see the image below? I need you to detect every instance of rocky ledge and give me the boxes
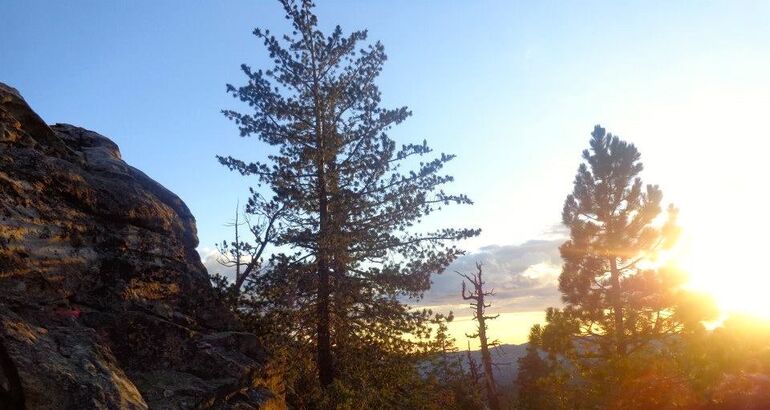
[0,82,284,409]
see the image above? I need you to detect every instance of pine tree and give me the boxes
[538,125,714,405]
[432,312,458,370]
[515,325,553,410]
[218,0,478,394]
[459,262,501,410]
[420,313,485,410]
[553,125,685,357]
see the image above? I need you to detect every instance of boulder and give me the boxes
[0,82,284,409]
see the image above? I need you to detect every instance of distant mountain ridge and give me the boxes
[444,343,529,387]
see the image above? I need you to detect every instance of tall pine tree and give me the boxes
[556,125,682,357]
[535,125,715,406]
[218,0,478,394]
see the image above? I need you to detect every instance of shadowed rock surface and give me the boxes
[0,82,284,409]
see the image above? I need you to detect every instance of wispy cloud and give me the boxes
[419,238,566,316]
[200,235,568,321]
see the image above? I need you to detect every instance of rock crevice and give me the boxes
[0,337,25,410]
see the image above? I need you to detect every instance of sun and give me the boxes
[674,200,770,321]
[620,80,770,322]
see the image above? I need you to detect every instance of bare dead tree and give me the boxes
[459,262,501,410]
[216,196,283,295]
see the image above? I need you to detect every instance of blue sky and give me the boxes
[3,1,769,343]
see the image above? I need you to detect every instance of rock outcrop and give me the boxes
[0,82,284,409]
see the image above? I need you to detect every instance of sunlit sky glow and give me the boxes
[2,1,769,345]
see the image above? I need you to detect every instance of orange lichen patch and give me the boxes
[123,279,180,301]
[105,358,147,407]
[1,319,42,344]
[0,225,26,242]
[0,128,15,142]
[32,256,88,269]
[0,110,23,139]
[0,171,31,194]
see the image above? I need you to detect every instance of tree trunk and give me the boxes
[609,257,626,356]
[477,298,500,410]
[315,86,335,388]
[316,170,334,387]
[316,253,334,387]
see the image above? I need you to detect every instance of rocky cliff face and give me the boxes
[0,83,284,409]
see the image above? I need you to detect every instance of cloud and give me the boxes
[199,234,569,318]
[199,246,238,281]
[418,239,566,315]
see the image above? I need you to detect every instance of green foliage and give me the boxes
[515,326,552,410]
[556,125,693,358]
[412,313,485,410]
[519,126,723,409]
[217,0,478,405]
[688,315,770,407]
[217,254,466,408]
